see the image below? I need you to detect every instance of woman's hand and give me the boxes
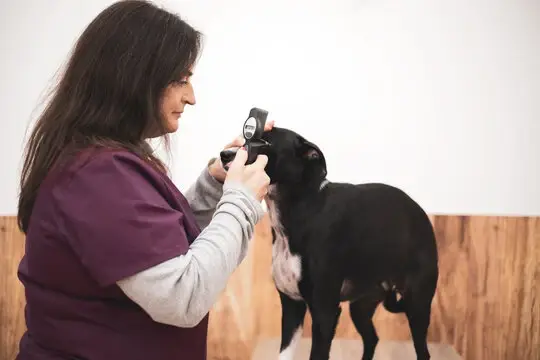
[225,149,270,201]
[208,120,275,182]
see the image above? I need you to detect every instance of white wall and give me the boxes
[1,0,539,216]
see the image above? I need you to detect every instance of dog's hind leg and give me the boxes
[349,297,380,360]
[403,269,438,360]
[278,291,307,360]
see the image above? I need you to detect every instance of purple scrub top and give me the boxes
[16,147,208,359]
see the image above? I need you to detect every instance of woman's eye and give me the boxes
[172,79,188,86]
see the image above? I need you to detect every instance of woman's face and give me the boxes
[160,71,196,134]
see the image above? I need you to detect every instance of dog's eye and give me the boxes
[306,149,320,159]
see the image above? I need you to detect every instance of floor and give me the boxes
[252,338,462,360]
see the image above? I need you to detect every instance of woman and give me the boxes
[15,1,271,359]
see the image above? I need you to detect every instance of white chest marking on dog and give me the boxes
[279,325,303,360]
[266,186,303,301]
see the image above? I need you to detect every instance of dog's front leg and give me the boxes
[278,290,307,360]
[307,292,341,360]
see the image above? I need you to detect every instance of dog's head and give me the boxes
[220,127,327,186]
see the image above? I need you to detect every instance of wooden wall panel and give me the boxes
[0,217,26,360]
[206,220,265,360]
[1,215,539,360]
[250,215,540,360]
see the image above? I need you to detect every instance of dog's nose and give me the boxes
[219,147,240,170]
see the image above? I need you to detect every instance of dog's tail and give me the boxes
[382,288,406,313]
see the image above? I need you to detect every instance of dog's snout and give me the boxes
[219,147,240,169]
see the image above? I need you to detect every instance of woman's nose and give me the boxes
[182,85,196,105]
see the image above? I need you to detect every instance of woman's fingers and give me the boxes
[228,148,248,170]
[249,154,268,170]
[264,120,275,132]
[224,136,245,150]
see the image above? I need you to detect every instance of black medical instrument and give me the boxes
[220,107,271,171]
[242,107,270,165]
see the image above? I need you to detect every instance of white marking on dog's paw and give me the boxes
[279,326,303,360]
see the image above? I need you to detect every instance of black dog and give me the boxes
[220,127,439,360]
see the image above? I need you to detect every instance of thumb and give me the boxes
[229,147,248,170]
[249,154,268,169]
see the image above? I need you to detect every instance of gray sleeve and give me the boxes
[116,180,264,328]
[183,162,224,230]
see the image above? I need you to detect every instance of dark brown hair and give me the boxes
[17,0,202,233]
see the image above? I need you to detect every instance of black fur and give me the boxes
[220,126,439,360]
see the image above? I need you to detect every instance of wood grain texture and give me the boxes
[252,338,463,360]
[0,217,26,360]
[250,215,540,360]
[205,220,264,360]
[1,215,539,360]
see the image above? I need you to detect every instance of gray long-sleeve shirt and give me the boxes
[117,166,264,328]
